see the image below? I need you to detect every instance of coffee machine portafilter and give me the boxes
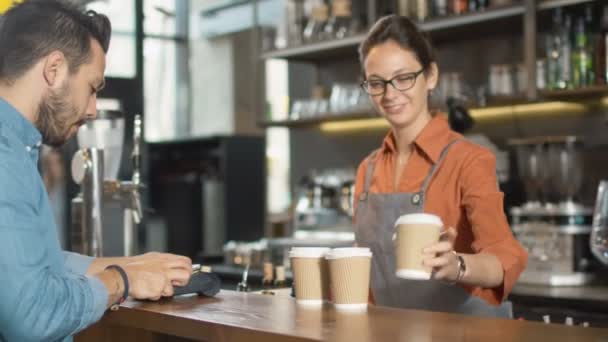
[71,112,144,257]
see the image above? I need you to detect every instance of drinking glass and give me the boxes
[590,180,608,265]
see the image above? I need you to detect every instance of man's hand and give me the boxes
[129,252,192,287]
[95,252,193,305]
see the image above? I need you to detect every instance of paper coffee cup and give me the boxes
[325,247,372,312]
[289,247,331,306]
[394,213,443,280]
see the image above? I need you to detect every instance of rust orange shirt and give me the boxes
[354,115,528,306]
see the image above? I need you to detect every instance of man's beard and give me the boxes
[35,81,81,147]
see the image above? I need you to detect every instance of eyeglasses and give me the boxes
[360,68,425,96]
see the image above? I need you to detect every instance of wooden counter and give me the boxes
[77,290,608,342]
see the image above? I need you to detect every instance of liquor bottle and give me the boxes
[545,34,561,90]
[325,0,353,39]
[398,0,412,17]
[572,17,592,88]
[273,265,288,288]
[558,14,572,89]
[262,262,274,289]
[431,0,448,17]
[595,5,608,85]
[451,0,467,15]
[410,0,429,22]
[546,8,562,90]
[303,0,329,43]
[584,4,596,83]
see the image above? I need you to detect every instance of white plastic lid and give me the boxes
[325,247,372,260]
[394,213,443,227]
[289,247,331,258]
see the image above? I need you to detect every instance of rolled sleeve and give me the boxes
[87,276,110,322]
[63,251,95,275]
[461,151,528,303]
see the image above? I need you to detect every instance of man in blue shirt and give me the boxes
[0,1,192,341]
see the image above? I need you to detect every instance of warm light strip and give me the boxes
[319,118,389,132]
[320,102,588,133]
[470,101,587,119]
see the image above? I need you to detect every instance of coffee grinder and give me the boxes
[509,136,596,286]
[70,111,143,257]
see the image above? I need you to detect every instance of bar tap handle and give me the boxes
[131,189,142,224]
[132,114,142,186]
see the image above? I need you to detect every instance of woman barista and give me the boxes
[353,15,528,318]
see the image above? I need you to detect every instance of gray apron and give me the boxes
[354,140,512,318]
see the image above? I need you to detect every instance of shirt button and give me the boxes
[25,146,32,152]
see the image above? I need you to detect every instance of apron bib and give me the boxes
[354,140,512,318]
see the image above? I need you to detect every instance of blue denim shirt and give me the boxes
[0,98,107,341]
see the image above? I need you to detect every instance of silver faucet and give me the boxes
[71,114,144,257]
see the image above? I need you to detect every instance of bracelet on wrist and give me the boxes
[105,264,129,311]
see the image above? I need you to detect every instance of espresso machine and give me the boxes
[509,136,596,286]
[293,169,355,238]
[70,111,143,257]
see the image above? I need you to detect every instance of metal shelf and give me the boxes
[537,0,597,11]
[260,112,377,128]
[261,34,366,61]
[539,85,608,100]
[261,5,526,61]
[200,0,250,17]
[420,4,525,31]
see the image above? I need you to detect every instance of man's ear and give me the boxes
[42,51,68,87]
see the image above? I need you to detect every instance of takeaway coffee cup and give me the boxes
[325,247,372,312]
[289,247,331,306]
[394,213,443,280]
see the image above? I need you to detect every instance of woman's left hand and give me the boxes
[421,227,460,283]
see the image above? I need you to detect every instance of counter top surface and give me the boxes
[512,282,608,303]
[100,290,608,342]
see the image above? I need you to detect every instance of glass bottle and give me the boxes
[584,4,596,83]
[273,265,288,288]
[325,0,353,40]
[398,0,412,17]
[595,5,608,85]
[262,262,274,289]
[572,18,592,88]
[413,0,429,22]
[545,34,561,90]
[303,0,329,43]
[432,0,448,17]
[557,14,572,89]
[591,180,608,266]
[451,0,467,15]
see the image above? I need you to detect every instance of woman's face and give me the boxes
[363,40,438,129]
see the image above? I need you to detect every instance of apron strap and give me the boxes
[360,149,381,201]
[418,139,463,201]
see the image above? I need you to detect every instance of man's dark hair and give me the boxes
[0,0,111,83]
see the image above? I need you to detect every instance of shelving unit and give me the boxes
[261,111,375,128]
[420,4,525,31]
[537,0,596,11]
[261,4,526,62]
[259,0,603,128]
[540,85,608,100]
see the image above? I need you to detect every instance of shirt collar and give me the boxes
[0,97,42,150]
[380,114,458,163]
